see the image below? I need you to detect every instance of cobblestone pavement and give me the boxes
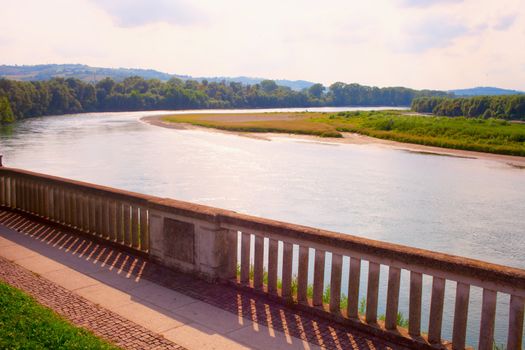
[0,256,186,350]
[0,209,407,350]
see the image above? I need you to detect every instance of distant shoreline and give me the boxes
[141,115,525,168]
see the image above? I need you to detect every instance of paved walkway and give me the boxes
[0,209,405,350]
[0,257,185,350]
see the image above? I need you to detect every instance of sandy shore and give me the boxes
[141,115,525,168]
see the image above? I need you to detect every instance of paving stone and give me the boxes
[0,209,406,350]
[162,324,250,350]
[0,257,185,350]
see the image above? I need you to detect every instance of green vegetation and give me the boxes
[163,112,343,138]
[237,265,409,328]
[0,281,119,349]
[0,76,449,122]
[0,96,14,123]
[330,111,525,156]
[411,95,525,120]
[163,110,525,156]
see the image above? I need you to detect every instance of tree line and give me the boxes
[411,95,525,120]
[0,76,450,122]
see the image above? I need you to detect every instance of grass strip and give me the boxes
[0,281,120,349]
[162,110,525,156]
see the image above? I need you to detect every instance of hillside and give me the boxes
[450,86,524,96]
[0,64,315,91]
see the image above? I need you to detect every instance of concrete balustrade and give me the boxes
[1,167,524,350]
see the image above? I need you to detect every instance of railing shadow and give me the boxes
[0,209,400,350]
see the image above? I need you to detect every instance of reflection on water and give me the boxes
[1,108,524,346]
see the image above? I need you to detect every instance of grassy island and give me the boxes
[0,282,119,349]
[162,110,525,156]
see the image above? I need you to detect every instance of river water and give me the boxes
[1,108,524,347]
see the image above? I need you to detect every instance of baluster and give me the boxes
[71,191,78,228]
[60,188,66,224]
[10,178,16,209]
[478,289,497,350]
[452,282,470,350]
[62,189,69,223]
[19,179,23,210]
[385,266,401,330]
[116,202,124,243]
[281,242,293,300]
[30,181,35,214]
[48,186,53,219]
[123,203,131,245]
[67,190,73,224]
[41,184,46,217]
[37,183,43,216]
[12,178,18,210]
[82,193,90,232]
[75,192,83,229]
[97,197,103,235]
[66,189,72,226]
[240,232,250,284]
[0,176,4,207]
[253,235,264,289]
[25,180,31,213]
[28,181,33,213]
[297,245,309,303]
[34,181,38,214]
[226,229,237,279]
[267,238,278,294]
[5,177,11,207]
[131,206,139,248]
[507,295,524,350]
[0,176,4,206]
[102,199,109,238]
[409,271,423,336]
[139,207,148,250]
[89,195,97,234]
[25,180,30,213]
[18,179,26,212]
[54,188,60,222]
[3,176,8,207]
[33,181,38,214]
[347,257,361,319]
[43,185,50,218]
[428,277,446,344]
[313,249,325,307]
[366,262,380,323]
[108,201,117,241]
[28,181,34,213]
[329,253,343,314]
[16,178,23,211]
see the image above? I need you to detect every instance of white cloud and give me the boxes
[91,0,204,27]
[493,14,517,31]
[0,0,523,90]
[397,17,469,52]
[397,0,463,8]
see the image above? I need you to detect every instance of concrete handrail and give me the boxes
[0,166,523,350]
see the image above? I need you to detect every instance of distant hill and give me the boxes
[0,64,177,82]
[0,64,315,91]
[450,86,524,96]
[194,76,315,90]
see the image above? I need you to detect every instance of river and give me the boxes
[1,108,524,347]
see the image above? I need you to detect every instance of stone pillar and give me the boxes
[148,209,237,282]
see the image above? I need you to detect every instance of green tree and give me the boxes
[308,83,325,99]
[0,96,15,123]
[260,80,278,93]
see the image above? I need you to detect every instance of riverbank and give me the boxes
[142,114,525,168]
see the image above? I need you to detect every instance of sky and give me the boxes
[0,0,524,90]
